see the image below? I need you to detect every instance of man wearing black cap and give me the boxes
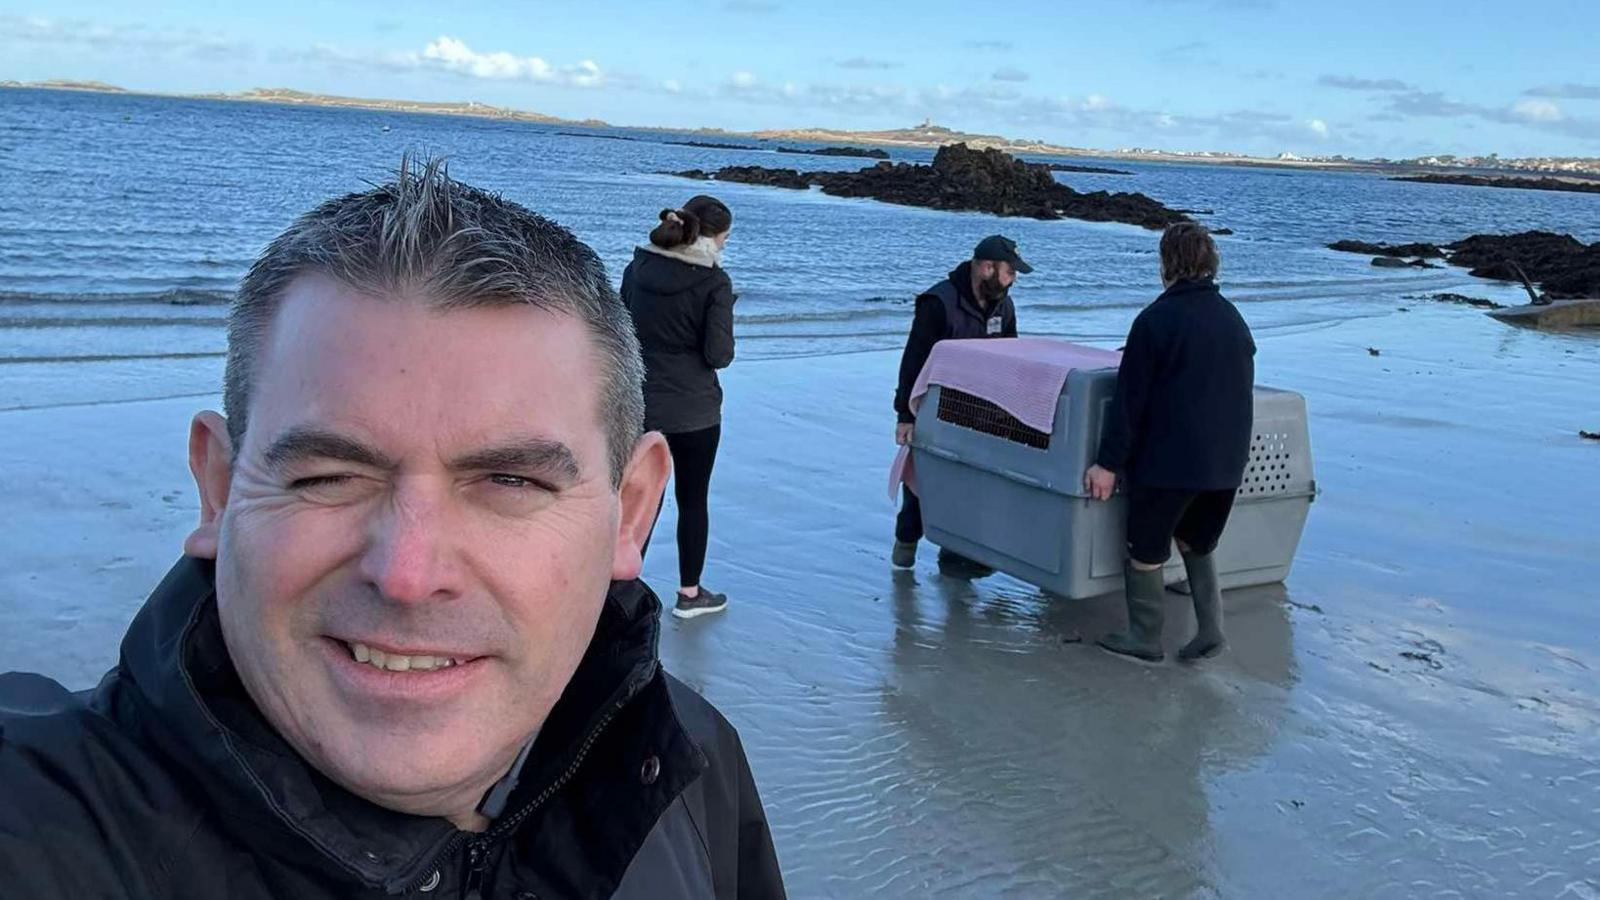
[891,234,1030,571]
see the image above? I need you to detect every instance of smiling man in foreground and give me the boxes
[0,158,785,898]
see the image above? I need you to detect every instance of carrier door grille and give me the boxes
[935,388,1051,449]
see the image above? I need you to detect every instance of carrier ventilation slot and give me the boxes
[1242,431,1295,495]
[935,388,1051,449]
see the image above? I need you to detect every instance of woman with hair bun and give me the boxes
[620,195,738,620]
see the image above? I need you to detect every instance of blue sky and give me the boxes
[4,0,1599,159]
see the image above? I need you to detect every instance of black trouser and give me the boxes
[895,486,923,543]
[643,424,721,587]
[1125,485,1238,566]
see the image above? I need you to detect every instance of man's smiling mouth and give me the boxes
[341,640,467,672]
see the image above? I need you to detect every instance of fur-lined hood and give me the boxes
[637,235,723,269]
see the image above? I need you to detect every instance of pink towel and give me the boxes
[889,338,1123,501]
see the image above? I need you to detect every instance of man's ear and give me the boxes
[184,411,233,560]
[611,432,672,581]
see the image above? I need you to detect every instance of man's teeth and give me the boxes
[347,642,461,672]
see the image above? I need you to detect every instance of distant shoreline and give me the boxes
[7,79,1600,181]
[1392,173,1600,195]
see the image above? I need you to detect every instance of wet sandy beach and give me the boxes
[2,301,1597,897]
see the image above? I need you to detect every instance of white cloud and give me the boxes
[1308,118,1329,137]
[1511,98,1562,123]
[421,36,547,80]
[409,35,605,87]
[729,70,759,90]
[1524,83,1600,100]
[1385,89,1600,139]
[1318,75,1413,92]
[1,14,249,60]
[992,67,1030,83]
[662,79,683,94]
[569,59,603,88]
[837,57,900,71]
[1045,95,1114,114]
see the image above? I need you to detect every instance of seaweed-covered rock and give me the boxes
[670,166,812,190]
[1332,230,1600,299]
[777,146,889,159]
[811,144,1187,229]
[667,144,1191,229]
[1446,231,1600,299]
[1047,162,1133,175]
[1394,174,1600,195]
[1328,240,1445,259]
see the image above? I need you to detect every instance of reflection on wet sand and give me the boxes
[873,572,1294,896]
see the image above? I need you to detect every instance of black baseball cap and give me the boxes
[973,234,1033,274]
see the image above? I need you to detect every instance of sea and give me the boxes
[2,85,1597,410]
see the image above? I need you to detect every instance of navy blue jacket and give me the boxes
[1096,279,1256,490]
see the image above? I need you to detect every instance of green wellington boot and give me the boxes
[891,540,917,568]
[1097,561,1167,663]
[1177,550,1227,661]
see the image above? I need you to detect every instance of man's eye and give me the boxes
[289,474,351,490]
[488,474,549,491]
[286,473,380,505]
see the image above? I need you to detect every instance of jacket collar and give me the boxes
[638,235,722,269]
[948,260,1005,319]
[1158,277,1217,300]
[117,557,698,892]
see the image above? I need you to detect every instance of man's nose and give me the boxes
[357,482,461,605]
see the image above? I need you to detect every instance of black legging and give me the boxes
[643,425,721,588]
[895,485,923,543]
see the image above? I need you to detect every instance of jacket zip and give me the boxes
[461,840,487,900]
[402,669,645,895]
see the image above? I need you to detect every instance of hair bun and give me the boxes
[649,207,702,249]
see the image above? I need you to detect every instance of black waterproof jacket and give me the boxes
[894,261,1019,424]
[620,242,737,435]
[0,557,785,899]
[1096,278,1257,490]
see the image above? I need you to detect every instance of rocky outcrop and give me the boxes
[1328,240,1445,259]
[666,140,758,150]
[1394,174,1600,195]
[776,146,889,159]
[1047,162,1133,175]
[1331,230,1600,299]
[667,144,1190,229]
[1408,293,1505,309]
[669,166,813,189]
[1445,232,1600,298]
